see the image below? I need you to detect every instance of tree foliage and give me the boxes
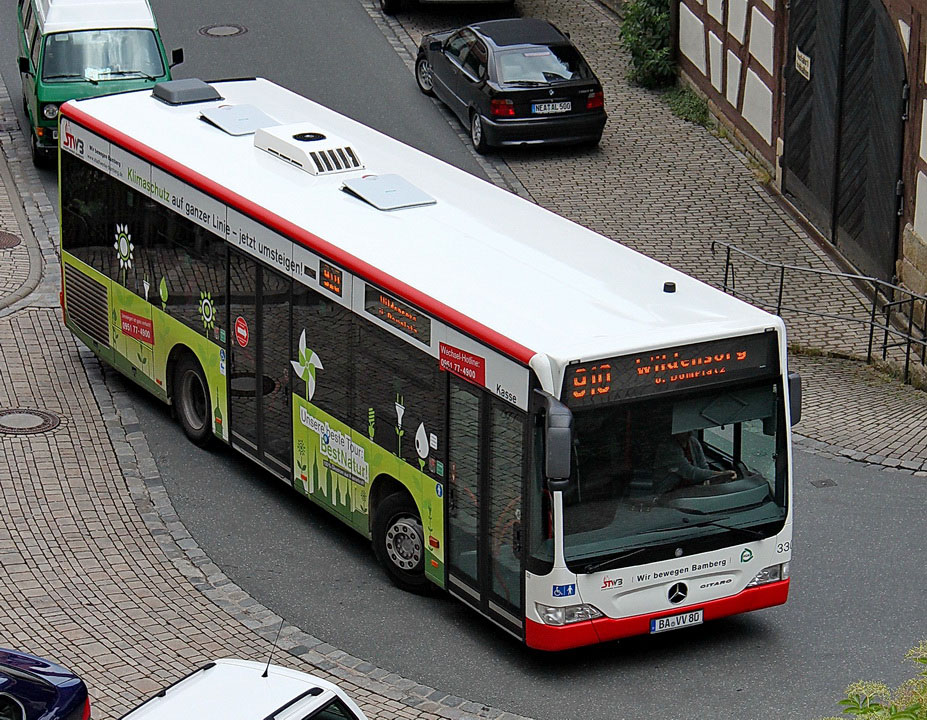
[620,0,676,88]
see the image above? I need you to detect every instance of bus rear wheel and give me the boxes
[373,493,429,593]
[174,354,212,447]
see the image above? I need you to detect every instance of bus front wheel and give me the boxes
[373,493,429,593]
[174,354,212,447]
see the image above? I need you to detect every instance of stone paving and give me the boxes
[1,2,926,720]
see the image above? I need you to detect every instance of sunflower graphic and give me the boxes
[113,224,133,285]
[199,290,215,333]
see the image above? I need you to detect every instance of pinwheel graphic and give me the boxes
[291,329,323,401]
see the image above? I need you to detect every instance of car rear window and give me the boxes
[495,45,593,84]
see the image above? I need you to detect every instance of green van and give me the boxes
[16,0,182,166]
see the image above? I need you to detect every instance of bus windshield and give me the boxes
[562,380,787,572]
[42,29,164,82]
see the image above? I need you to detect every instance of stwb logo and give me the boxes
[61,122,84,155]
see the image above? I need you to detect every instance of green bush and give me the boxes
[664,85,709,126]
[620,0,676,88]
[822,642,927,720]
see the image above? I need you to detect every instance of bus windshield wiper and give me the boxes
[583,548,646,575]
[691,519,765,540]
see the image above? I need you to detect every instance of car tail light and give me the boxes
[490,99,515,117]
[81,696,91,720]
[586,91,604,110]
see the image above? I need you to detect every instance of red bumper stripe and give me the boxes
[526,579,790,651]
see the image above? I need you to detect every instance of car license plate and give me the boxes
[650,609,703,634]
[532,101,571,114]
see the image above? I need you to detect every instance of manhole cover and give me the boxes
[0,408,60,435]
[198,24,247,38]
[809,478,837,488]
[0,231,21,250]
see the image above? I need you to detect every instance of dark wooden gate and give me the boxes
[782,0,906,281]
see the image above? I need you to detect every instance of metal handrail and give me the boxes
[711,241,927,384]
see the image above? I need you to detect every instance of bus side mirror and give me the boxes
[788,371,801,426]
[535,390,573,490]
[170,48,184,68]
[18,57,31,75]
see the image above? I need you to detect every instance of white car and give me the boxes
[122,659,369,720]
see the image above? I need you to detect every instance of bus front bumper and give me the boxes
[525,578,790,651]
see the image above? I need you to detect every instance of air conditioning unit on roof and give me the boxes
[255,123,363,175]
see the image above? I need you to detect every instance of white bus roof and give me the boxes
[62,78,782,373]
[36,0,157,34]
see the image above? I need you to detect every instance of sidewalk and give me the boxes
[1,2,926,720]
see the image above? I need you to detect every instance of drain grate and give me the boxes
[198,24,247,38]
[0,231,22,249]
[0,409,61,435]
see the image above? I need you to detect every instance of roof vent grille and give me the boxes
[255,123,363,175]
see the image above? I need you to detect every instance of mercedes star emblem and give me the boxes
[668,582,688,604]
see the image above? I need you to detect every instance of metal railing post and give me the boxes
[776,266,785,316]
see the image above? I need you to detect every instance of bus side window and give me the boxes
[352,318,444,470]
[291,283,352,420]
[488,400,526,607]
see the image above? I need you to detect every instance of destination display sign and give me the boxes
[563,332,777,407]
[364,284,431,345]
[320,260,343,297]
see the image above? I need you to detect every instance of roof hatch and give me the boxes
[254,123,363,175]
[200,104,279,136]
[341,174,436,211]
[153,78,222,106]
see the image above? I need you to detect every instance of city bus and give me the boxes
[58,77,799,651]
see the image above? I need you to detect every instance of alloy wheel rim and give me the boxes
[417,60,433,91]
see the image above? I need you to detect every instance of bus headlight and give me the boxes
[535,602,603,626]
[746,562,790,587]
[42,103,59,120]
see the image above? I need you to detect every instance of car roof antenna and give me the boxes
[262,618,286,678]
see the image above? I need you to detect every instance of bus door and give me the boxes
[228,249,292,479]
[446,378,526,637]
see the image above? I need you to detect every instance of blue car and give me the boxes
[0,649,89,720]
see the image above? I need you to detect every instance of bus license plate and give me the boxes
[532,101,571,114]
[650,610,703,634]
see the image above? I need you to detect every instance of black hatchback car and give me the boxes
[415,18,607,153]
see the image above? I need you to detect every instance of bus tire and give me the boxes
[373,492,429,593]
[174,354,213,447]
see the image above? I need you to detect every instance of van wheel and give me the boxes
[379,0,401,14]
[373,493,429,593]
[174,354,213,447]
[30,133,51,168]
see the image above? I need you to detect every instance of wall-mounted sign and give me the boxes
[795,47,811,81]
